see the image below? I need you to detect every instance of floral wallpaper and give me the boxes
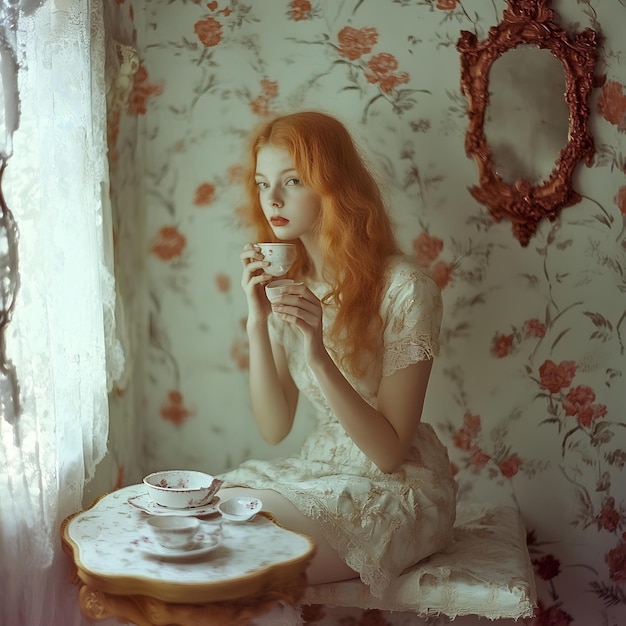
[102,1,626,625]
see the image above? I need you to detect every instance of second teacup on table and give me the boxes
[147,516,203,549]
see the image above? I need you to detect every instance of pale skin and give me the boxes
[220,144,434,585]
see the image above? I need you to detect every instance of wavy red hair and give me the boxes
[241,111,400,376]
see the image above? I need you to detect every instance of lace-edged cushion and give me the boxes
[302,503,537,620]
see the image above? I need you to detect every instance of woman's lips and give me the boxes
[270,216,289,226]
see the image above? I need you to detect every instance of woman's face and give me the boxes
[254,144,321,241]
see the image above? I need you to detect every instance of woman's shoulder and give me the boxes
[383,254,438,293]
[380,255,443,347]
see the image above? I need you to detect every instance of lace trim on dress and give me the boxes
[221,468,455,599]
[382,334,439,377]
[223,478,402,596]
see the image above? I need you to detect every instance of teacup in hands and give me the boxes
[146,516,203,549]
[265,279,303,303]
[256,243,297,277]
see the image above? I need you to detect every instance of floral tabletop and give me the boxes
[62,484,315,603]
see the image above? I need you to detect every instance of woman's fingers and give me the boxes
[241,245,271,284]
[271,288,322,328]
[241,245,262,267]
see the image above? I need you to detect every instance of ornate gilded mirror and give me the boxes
[457,0,598,246]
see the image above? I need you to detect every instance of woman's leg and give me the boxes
[218,487,358,585]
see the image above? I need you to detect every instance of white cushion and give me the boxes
[302,503,537,620]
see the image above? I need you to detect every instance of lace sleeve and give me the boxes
[382,266,443,377]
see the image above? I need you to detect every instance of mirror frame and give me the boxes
[457,0,598,246]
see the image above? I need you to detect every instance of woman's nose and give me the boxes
[269,190,283,208]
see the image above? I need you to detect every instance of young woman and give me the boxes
[218,111,457,597]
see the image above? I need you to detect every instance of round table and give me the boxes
[61,484,316,626]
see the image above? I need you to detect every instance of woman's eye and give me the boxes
[285,178,300,186]
[256,181,268,190]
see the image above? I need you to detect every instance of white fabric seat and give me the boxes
[302,503,537,621]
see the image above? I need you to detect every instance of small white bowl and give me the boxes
[217,497,263,522]
[143,470,223,510]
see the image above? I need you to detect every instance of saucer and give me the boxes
[136,533,221,560]
[128,493,219,517]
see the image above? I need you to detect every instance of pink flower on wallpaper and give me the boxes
[227,164,245,183]
[250,99,269,116]
[563,385,607,428]
[470,448,491,470]
[260,79,279,98]
[452,429,473,451]
[194,182,216,206]
[615,186,626,215]
[532,600,573,626]
[605,537,626,585]
[160,390,195,426]
[364,53,409,94]
[492,333,514,358]
[431,260,454,290]
[525,318,546,338]
[150,226,187,261]
[289,0,312,21]
[464,413,481,434]
[107,110,122,166]
[597,80,626,130]
[452,413,481,450]
[532,554,561,580]
[215,273,231,294]
[336,26,378,61]
[194,16,223,47]
[128,66,164,116]
[538,360,577,394]
[598,498,620,533]
[436,0,458,9]
[412,232,443,266]
[250,79,279,116]
[498,453,521,478]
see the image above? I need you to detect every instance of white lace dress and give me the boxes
[219,255,458,598]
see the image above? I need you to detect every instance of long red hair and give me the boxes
[242,111,401,376]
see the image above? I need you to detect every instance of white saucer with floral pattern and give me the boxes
[128,493,219,517]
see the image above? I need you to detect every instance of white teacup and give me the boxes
[256,243,297,277]
[265,279,303,303]
[146,516,202,549]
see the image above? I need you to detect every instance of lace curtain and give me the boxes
[0,0,123,624]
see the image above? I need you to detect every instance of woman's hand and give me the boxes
[240,244,273,325]
[270,284,326,364]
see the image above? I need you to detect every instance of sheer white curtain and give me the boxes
[0,1,123,625]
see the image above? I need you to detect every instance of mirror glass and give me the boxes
[484,45,570,186]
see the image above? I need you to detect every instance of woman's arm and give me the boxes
[240,243,299,445]
[309,351,432,473]
[246,320,299,444]
[272,283,433,473]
